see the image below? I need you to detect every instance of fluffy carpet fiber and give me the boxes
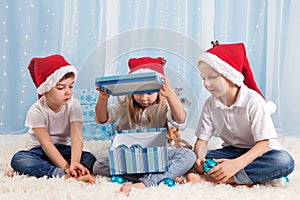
[0,133,299,200]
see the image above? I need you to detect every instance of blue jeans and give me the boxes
[93,148,196,187]
[206,146,295,184]
[10,144,97,178]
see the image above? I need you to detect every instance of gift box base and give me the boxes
[108,128,168,175]
[108,146,169,175]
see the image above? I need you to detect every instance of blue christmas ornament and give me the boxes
[116,144,129,150]
[203,159,217,173]
[277,176,289,187]
[110,175,125,184]
[130,144,143,149]
[280,176,289,183]
[162,178,175,187]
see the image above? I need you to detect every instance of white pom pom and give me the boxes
[267,101,277,115]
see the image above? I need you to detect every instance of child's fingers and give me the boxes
[82,168,90,175]
[96,87,109,96]
[74,164,90,176]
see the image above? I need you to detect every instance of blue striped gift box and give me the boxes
[95,72,163,96]
[108,128,169,175]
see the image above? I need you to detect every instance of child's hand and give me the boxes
[96,87,110,99]
[160,77,175,98]
[69,162,90,178]
[206,158,239,183]
[193,158,205,174]
[64,168,72,178]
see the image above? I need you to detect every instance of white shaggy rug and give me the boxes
[1,133,299,200]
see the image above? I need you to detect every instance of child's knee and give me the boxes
[182,148,197,164]
[278,151,295,173]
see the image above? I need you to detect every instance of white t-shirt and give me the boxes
[25,96,82,149]
[195,85,282,149]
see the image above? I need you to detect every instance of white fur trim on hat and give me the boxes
[197,52,244,86]
[37,65,77,95]
[130,68,163,77]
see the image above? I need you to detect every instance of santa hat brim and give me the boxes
[198,52,277,115]
[37,65,77,95]
[129,68,163,77]
[197,52,244,86]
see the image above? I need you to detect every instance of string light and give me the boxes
[248,1,266,53]
[0,3,9,128]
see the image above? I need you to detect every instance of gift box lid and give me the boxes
[95,72,163,96]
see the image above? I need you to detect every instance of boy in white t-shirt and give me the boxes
[186,41,295,186]
[7,55,96,183]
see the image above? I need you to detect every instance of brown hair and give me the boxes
[59,72,75,82]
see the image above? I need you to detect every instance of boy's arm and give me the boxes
[193,138,208,173]
[234,139,270,168]
[69,121,90,176]
[95,88,109,123]
[209,139,270,183]
[160,77,186,123]
[33,128,69,170]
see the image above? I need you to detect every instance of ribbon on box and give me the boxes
[116,144,143,149]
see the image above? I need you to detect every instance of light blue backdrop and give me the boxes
[1,0,299,137]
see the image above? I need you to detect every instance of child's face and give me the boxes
[133,93,158,108]
[44,77,75,111]
[198,62,230,98]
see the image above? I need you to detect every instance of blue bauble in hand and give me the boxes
[203,159,217,173]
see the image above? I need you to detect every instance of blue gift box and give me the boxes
[74,89,117,140]
[74,89,98,104]
[95,72,163,96]
[82,122,116,141]
[108,128,169,175]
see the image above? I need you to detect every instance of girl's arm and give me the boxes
[95,88,110,123]
[33,128,70,170]
[69,121,90,176]
[209,139,270,183]
[160,77,186,123]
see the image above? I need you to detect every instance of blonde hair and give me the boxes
[116,93,168,130]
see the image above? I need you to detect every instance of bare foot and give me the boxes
[5,170,15,177]
[120,182,146,195]
[234,184,253,188]
[76,174,95,184]
[174,176,185,184]
[186,172,215,183]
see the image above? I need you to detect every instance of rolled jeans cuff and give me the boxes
[52,167,65,178]
[234,169,253,184]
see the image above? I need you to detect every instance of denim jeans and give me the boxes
[206,146,295,184]
[93,148,196,187]
[10,144,97,178]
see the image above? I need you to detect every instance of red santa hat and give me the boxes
[128,57,166,76]
[197,41,276,114]
[27,54,77,98]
